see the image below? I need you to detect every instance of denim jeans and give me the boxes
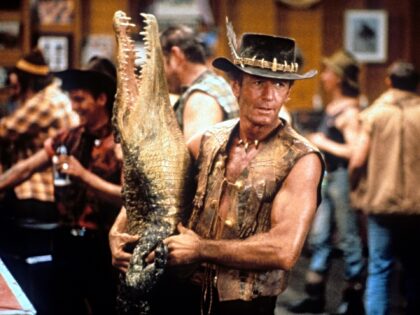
[308,167,365,280]
[365,215,420,315]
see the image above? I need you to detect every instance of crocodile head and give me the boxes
[112,11,174,147]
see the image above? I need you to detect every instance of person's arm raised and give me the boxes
[58,154,122,206]
[0,149,50,191]
[308,107,360,160]
[182,91,223,142]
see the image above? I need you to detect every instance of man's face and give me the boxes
[69,89,103,126]
[232,73,291,127]
[8,72,20,97]
[163,52,182,94]
[320,67,341,93]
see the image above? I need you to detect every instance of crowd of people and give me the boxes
[0,15,419,315]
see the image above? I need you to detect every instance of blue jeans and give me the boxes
[308,167,365,280]
[365,215,420,315]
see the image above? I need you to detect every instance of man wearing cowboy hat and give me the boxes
[288,50,365,315]
[0,56,123,315]
[138,26,324,315]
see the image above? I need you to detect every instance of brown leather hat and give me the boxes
[213,21,316,80]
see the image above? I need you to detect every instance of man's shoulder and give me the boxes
[207,118,238,132]
[28,82,70,108]
[279,123,325,168]
[361,89,420,120]
[184,70,238,119]
[198,70,229,84]
[282,123,319,151]
[200,118,238,145]
[187,71,235,101]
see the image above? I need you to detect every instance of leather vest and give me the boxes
[189,118,322,301]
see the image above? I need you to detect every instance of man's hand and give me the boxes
[162,223,202,266]
[109,226,139,273]
[58,155,86,180]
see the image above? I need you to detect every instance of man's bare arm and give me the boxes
[309,107,360,160]
[308,133,352,159]
[182,91,224,142]
[59,155,122,206]
[0,149,50,191]
[164,153,323,271]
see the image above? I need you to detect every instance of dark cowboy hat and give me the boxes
[213,26,317,80]
[55,57,116,102]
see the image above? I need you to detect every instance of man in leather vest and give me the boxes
[110,25,324,315]
[155,30,324,315]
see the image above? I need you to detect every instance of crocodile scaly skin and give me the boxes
[112,11,194,314]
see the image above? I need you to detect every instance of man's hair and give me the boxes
[160,25,207,64]
[341,80,360,98]
[387,61,419,92]
[226,68,243,83]
[84,56,116,116]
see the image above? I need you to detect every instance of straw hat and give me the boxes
[323,50,359,89]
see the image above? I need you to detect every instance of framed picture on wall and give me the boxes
[37,35,69,71]
[0,21,20,49]
[344,10,388,63]
[37,0,74,25]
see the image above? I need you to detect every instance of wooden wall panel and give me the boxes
[214,0,277,59]
[234,0,277,34]
[89,0,128,34]
[363,0,413,101]
[321,0,366,104]
[84,0,420,104]
[275,5,322,110]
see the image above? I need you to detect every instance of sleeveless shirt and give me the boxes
[189,118,323,301]
[173,70,238,130]
[317,110,348,171]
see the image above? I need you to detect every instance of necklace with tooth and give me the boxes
[237,138,259,151]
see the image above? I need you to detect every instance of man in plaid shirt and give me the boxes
[0,56,122,315]
[0,48,78,315]
[0,49,78,211]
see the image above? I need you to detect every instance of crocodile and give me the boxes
[112,11,194,314]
